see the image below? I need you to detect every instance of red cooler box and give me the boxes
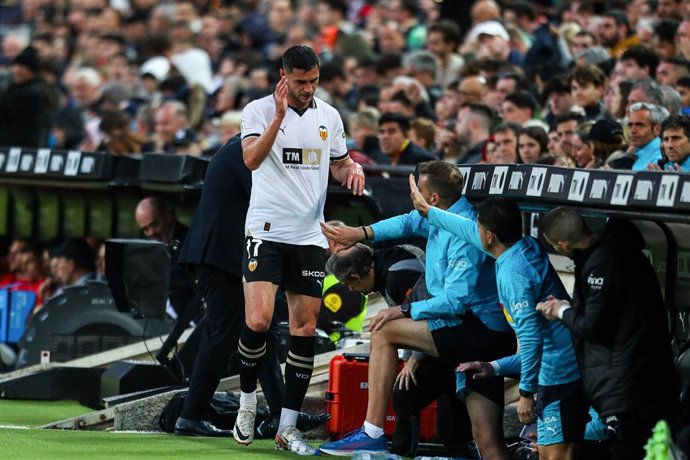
[325,353,437,440]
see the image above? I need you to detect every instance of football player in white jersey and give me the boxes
[233,45,365,455]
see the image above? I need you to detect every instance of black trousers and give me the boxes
[391,357,474,457]
[180,265,284,420]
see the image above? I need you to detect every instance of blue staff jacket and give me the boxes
[370,198,509,332]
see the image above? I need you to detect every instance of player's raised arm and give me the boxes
[242,76,288,170]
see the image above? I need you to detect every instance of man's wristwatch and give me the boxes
[400,302,412,318]
[519,389,535,398]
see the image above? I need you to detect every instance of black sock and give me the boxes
[283,335,315,411]
[238,325,268,394]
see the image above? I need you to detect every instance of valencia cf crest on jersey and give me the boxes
[248,258,258,272]
[319,125,328,141]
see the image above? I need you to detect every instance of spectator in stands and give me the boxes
[492,122,520,164]
[658,0,683,18]
[650,114,690,171]
[426,20,463,89]
[493,71,527,114]
[598,9,639,58]
[555,112,586,159]
[409,118,435,152]
[388,0,427,51]
[98,110,149,155]
[627,79,665,113]
[586,119,633,169]
[605,80,634,121]
[653,20,680,61]
[517,126,549,164]
[52,107,86,150]
[14,242,48,315]
[537,207,680,459]
[153,101,202,156]
[0,239,28,287]
[543,76,575,128]
[619,45,660,80]
[315,0,373,61]
[0,46,56,148]
[66,67,104,150]
[377,112,436,166]
[658,56,690,87]
[627,102,668,170]
[571,122,595,168]
[455,102,493,164]
[349,108,387,164]
[457,75,487,107]
[570,31,597,60]
[677,77,690,114]
[501,91,537,126]
[569,65,607,122]
[318,61,354,123]
[403,51,442,107]
[52,238,97,290]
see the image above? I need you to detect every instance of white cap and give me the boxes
[470,20,510,42]
[139,56,170,82]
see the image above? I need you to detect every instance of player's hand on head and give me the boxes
[409,174,430,217]
[274,76,288,118]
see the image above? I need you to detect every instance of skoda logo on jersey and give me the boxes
[248,258,258,272]
[319,125,328,141]
[302,270,325,278]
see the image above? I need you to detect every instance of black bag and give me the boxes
[158,391,274,437]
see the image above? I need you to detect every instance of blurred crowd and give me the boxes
[0,0,689,172]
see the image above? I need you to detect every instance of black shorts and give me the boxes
[242,236,326,298]
[431,313,517,405]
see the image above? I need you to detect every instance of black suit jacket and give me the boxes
[177,134,251,277]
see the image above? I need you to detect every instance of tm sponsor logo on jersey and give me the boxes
[587,273,604,290]
[283,148,322,169]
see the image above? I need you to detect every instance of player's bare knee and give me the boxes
[246,313,271,332]
[290,323,316,337]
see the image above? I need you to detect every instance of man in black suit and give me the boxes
[172,135,256,436]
